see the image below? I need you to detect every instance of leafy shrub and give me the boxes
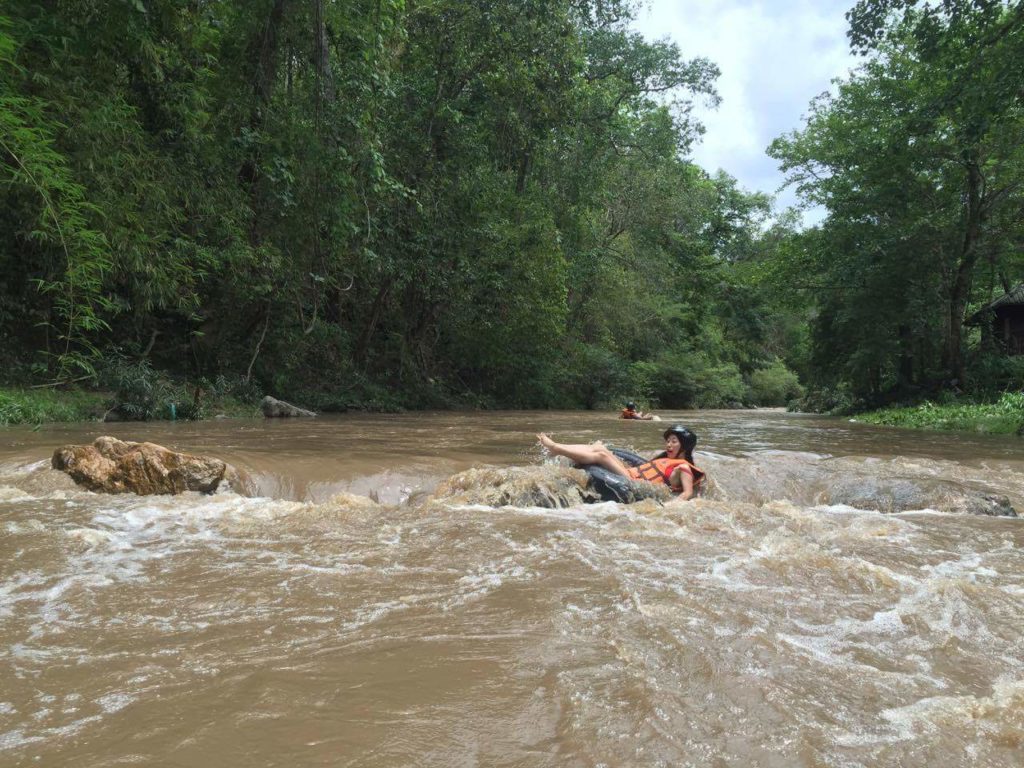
[208,374,264,405]
[556,343,630,409]
[747,361,805,406]
[647,352,748,408]
[99,356,175,420]
[285,374,407,414]
[690,363,749,408]
[966,353,1024,395]
[624,360,659,409]
[791,383,859,414]
[858,391,1024,434]
[98,354,210,420]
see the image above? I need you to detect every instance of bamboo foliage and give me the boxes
[1,20,113,379]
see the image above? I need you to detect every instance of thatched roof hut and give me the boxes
[969,284,1024,355]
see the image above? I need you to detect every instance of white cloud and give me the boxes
[632,0,857,218]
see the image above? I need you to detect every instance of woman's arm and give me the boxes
[669,466,695,501]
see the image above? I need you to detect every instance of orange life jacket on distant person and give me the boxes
[621,408,638,419]
[627,457,705,492]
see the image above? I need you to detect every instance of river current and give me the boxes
[1,409,1022,767]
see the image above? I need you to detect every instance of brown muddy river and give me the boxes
[1,409,1023,767]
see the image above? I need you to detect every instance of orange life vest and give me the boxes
[627,457,705,492]
[620,408,638,419]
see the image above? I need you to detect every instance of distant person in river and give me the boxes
[620,401,655,420]
[537,425,705,501]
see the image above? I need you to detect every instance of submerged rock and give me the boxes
[52,436,229,495]
[707,454,1017,517]
[827,477,1017,516]
[261,396,316,418]
[432,464,675,508]
[432,465,599,508]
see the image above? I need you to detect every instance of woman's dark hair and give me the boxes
[661,425,697,463]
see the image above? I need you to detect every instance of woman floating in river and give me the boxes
[620,401,655,420]
[538,424,706,501]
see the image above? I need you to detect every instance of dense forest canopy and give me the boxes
[772,0,1024,408]
[0,0,1020,415]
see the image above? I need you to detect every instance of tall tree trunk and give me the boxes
[945,158,984,383]
[355,281,392,368]
[238,0,289,229]
[313,0,336,102]
[897,323,914,390]
[515,149,531,195]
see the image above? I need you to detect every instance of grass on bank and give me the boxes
[0,386,259,426]
[855,391,1024,435]
[0,388,109,426]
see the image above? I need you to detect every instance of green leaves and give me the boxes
[0,81,113,380]
[772,1,1024,400]
[0,0,799,408]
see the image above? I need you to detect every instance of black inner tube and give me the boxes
[579,448,651,503]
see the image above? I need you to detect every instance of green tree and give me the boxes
[771,1,1024,398]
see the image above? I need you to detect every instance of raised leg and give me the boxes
[537,434,632,477]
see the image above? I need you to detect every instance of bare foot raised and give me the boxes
[537,433,556,451]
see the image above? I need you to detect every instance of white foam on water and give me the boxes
[833,607,907,637]
[0,486,34,503]
[290,561,373,576]
[0,573,47,619]
[285,614,336,625]
[0,458,49,478]
[875,677,1024,741]
[750,528,835,560]
[488,530,545,556]
[702,552,762,592]
[457,571,504,590]
[64,527,122,548]
[94,693,134,714]
[0,728,46,751]
[809,503,882,516]
[922,552,1000,580]
[0,709,106,752]
[0,491,341,659]
[513,501,626,521]
[776,631,859,670]
[336,599,411,632]
[4,518,48,535]
[446,559,534,608]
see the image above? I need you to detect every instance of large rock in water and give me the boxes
[432,465,598,508]
[429,464,672,508]
[51,436,228,495]
[261,396,316,418]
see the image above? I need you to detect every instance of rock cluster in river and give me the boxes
[51,436,229,495]
[261,396,316,417]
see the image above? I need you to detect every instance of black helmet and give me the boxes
[626,401,637,409]
[663,424,697,455]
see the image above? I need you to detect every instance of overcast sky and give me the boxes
[631,0,859,216]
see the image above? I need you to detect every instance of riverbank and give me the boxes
[0,387,258,426]
[7,383,1024,437]
[0,388,109,426]
[854,392,1024,435]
